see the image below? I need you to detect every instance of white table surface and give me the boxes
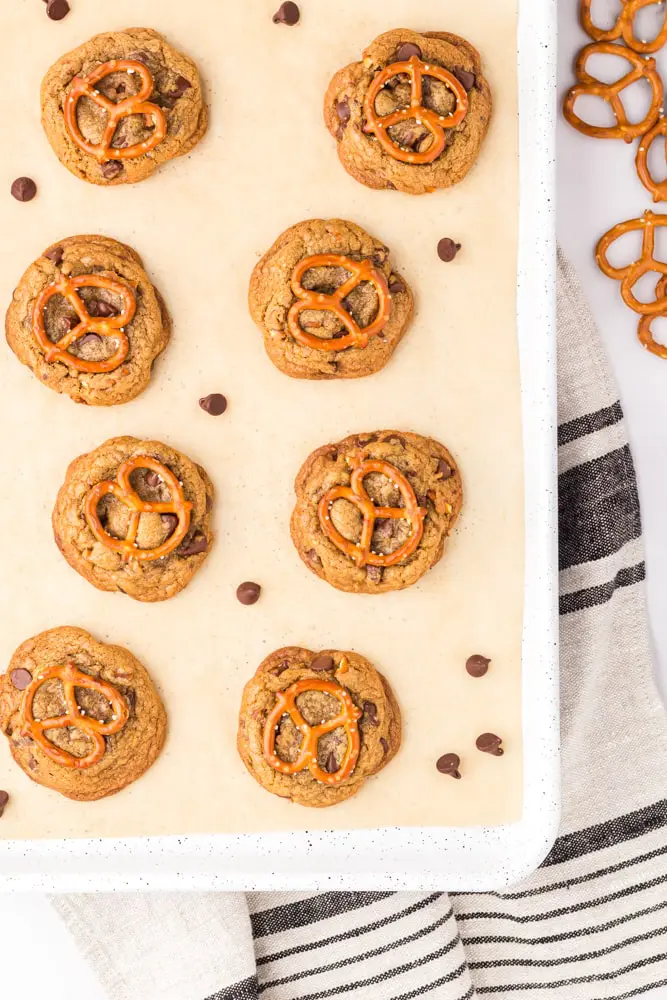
[2,7,667,998]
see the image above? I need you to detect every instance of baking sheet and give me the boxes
[0,0,521,840]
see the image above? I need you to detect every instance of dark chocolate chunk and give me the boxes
[11,177,37,202]
[0,791,8,817]
[476,732,504,756]
[271,660,290,676]
[153,94,177,110]
[306,548,322,567]
[396,42,422,61]
[437,238,462,262]
[324,750,338,773]
[366,565,383,584]
[436,753,462,778]
[389,278,406,294]
[199,393,228,416]
[177,533,208,557]
[46,0,70,19]
[144,471,161,488]
[127,51,151,65]
[77,333,103,350]
[165,76,192,99]
[272,1,300,25]
[160,514,179,537]
[336,99,351,124]
[437,458,453,479]
[466,654,490,678]
[452,67,476,92]
[363,701,379,727]
[380,737,389,754]
[101,161,123,180]
[310,654,335,672]
[44,246,64,265]
[236,581,261,604]
[86,299,117,318]
[10,668,32,691]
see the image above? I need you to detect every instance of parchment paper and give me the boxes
[0,0,522,839]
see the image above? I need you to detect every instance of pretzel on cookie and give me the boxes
[84,455,193,562]
[288,254,391,351]
[65,59,167,163]
[596,211,667,314]
[580,0,667,54]
[32,274,136,374]
[363,55,468,164]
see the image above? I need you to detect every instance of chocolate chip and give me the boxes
[380,737,389,754]
[165,76,192,99]
[452,67,476,92]
[270,660,290,675]
[466,654,490,678]
[306,548,322,567]
[101,161,123,180]
[199,393,228,416]
[28,757,38,771]
[153,95,177,110]
[127,51,151,64]
[476,733,504,756]
[355,434,378,446]
[124,689,137,714]
[336,99,351,124]
[389,278,406,294]
[273,1,300,24]
[396,42,422,61]
[437,459,453,479]
[437,238,462,262]
[0,791,8,817]
[325,750,338,773]
[11,177,37,202]
[236,581,261,604]
[77,333,103,350]
[161,513,179,537]
[177,533,208,557]
[436,753,462,778]
[310,655,334,672]
[384,434,407,447]
[366,565,383,584]
[44,246,64,265]
[46,0,70,20]
[87,299,117,318]
[10,668,32,691]
[145,471,161,488]
[363,701,379,727]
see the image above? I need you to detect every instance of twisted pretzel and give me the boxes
[638,275,667,356]
[64,59,167,163]
[288,254,391,351]
[596,211,667,313]
[363,55,468,164]
[32,274,136,373]
[563,42,663,141]
[318,452,427,568]
[84,456,193,562]
[580,0,667,54]
[637,117,667,201]
[19,662,129,769]
[263,678,362,786]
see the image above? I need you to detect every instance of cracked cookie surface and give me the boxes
[291,430,463,594]
[52,436,214,602]
[249,218,414,379]
[41,27,208,185]
[237,646,401,807]
[324,29,492,195]
[6,235,169,406]
[0,627,166,801]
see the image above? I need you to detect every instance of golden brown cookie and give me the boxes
[291,430,462,593]
[237,646,401,807]
[52,436,214,603]
[324,29,492,195]
[249,218,414,379]
[41,27,208,186]
[0,627,166,801]
[6,235,169,406]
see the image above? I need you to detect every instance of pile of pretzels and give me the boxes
[564,0,667,358]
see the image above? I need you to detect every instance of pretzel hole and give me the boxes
[586,0,624,31]
[109,113,157,150]
[633,3,667,42]
[585,50,639,85]
[387,119,437,155]
[330,498,363,542]
[44,726,97,759]
[645,131,667,183]
[570,93,618,128]
[371,517,414,557]
[630,269,667,303]
[644,313,667,347]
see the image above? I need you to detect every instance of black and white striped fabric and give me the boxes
[52,253,667,999]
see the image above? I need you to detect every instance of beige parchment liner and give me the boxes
[0,0,521,839]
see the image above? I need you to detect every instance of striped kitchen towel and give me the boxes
[52,250,667,999]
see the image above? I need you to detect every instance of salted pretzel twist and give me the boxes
[636,117,667,201]
[84,456,193,562]
[563,42,663,141]
[263,677,363,786]
[596,211,667,314]
[637,275,667,357]
[32,274,136,373]
[19,662,129,769]
[287,254,391,351]
[580,0,667,54]
[363,55,468,164]
[64,59,167,163]
[318,452,427,568]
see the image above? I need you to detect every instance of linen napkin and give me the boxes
[52,251,667,999]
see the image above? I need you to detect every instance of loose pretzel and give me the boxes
[580,0,667,54]
[288,254,391,351]
[19,662,129,769]
[263,677,363,785]
[637,117,667,201]
[64,59,167,163]
[596,210,667,313]
[84,455,193,562]
[32,274,136,373]
[363,55,468,164]
[563,42,663,141]
[637,274,667,356]
[318,452,427,568]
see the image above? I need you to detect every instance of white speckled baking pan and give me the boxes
[0,0,557,890]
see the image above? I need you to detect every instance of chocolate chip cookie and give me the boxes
[52,436,214,602]
[291,430,463,593]
[0,627,166,801]
[237,646,401,807]
[249,219,414,379]
[324,29,492,195]
[41,27,208,185]
[6,235,169,406]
